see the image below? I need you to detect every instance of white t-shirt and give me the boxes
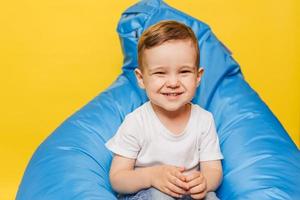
[105,102,223,172]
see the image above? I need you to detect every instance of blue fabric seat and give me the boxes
[17,0,300,199]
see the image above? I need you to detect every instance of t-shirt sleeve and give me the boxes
[105,115,141,159]
[199,113,224,161]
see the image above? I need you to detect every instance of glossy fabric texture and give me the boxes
[17,0,300,199]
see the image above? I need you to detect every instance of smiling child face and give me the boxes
[135,39,203,115]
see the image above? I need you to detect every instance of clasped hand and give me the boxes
[150,165,207,199]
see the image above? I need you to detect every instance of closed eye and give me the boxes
[180,70,192,73]
[153,71,165,75]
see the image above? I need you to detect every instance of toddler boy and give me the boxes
[106,20,223,200]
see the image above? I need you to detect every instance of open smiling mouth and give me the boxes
[161,92,184,96]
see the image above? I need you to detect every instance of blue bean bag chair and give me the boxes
[17,0,300,199]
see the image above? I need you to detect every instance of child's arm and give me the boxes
[109,154,189,197]
[200,160,223,191]
[185,160,222,199]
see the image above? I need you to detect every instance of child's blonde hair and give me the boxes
[138,20,199,70]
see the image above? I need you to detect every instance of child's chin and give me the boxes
[162,105,185,112]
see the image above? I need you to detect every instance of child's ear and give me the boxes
[196,67,204,86]
[134,68,145,89]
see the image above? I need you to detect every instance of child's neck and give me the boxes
[151,103,191,135]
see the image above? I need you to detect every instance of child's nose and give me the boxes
[166,75,180,88]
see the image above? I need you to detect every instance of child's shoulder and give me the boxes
[191,103,214,121]
[123,101,151,122]
[127,101,150,115]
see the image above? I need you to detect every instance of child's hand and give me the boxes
[185,171,207,199]
[150,165,189,198]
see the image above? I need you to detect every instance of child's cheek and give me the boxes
[151,77,166,86]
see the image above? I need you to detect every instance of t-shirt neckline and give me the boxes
[147,102,194,139]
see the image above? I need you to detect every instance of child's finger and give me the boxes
[171,176,189,190]
[167,182,187,195]
[185,171,201,182]
[189,182,206,194]
[187,176,202,189]
[177,166,185,172]
[163,187,183,198]
[174,169,186,182]
[190,191,206,200]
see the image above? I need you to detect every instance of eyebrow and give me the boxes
[147,66,166,73]
[147,65,197,73]
[180,65,196,69]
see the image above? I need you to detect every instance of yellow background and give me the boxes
[0,0,299,199]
